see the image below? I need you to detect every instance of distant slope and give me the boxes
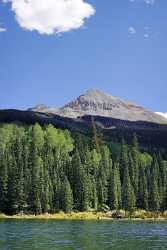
[0,109,167,149]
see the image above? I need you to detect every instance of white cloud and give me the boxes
[0,26,6,32]
[2,0,95,35]
[128,26,136,35]
[155,112,167,119]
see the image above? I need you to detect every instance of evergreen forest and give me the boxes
[0,123,166,215]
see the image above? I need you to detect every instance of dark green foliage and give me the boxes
[108,163,121,210]
[122,163,136,213]
[138,165,149,210]
[0,152,8,212]
[0,123,166,214]
[149,156,160,212]
[61,177,73,213]
[131,135,140,205]
[158,154,167,210]
[119,139,129,183]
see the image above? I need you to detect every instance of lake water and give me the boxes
[0,220,167,250]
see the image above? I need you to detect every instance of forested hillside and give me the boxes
[0,123,166,215]
[0,109,167,151]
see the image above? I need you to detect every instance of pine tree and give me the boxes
[91,177,98,210]
[15,129,26,212]
[0,151,8,212]
[122,163,136,213]
[116,164,122,208]
[80,169,90,211]
[53,177,61,212]
[108,163,122,210]
[7,154,18,214]
[30,154,43,214]
[108,167,117,210]
[42,168,52,213]
[129,152,135,191]
[131,134,140,204]
[158,153,166,211]
[91,116,104,153]
[29,124,44,214]
[149,156,160,212]
[97,178,105,206]
[138,165,148,210]
[61,176,73,213]
[71,150,89,211]
[119,139,129,183]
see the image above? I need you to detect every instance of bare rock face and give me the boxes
[58,89,166,123]
[29,89,167,124]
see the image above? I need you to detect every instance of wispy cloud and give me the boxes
[2,0,95,35]
[143,26,149,39]
[129,1,159,39]
[144,33,149,38]
[0,26,6,32]
[128,26,136,35]
[129,0,157,5]
[144,0,156,5]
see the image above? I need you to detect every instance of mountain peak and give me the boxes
[67,88,125,108]
[28,89,167,124]
[84,88,108,96]
[59,89,166,123]
[63,88,136,109]
[82,88,116,99]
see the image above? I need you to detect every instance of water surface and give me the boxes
[0,220,167,250]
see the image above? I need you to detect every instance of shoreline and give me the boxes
[0,211,167,221]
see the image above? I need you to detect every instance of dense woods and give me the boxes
[0,123,166,215]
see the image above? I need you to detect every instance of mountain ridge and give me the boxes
[29,89,166,124]
[0,109,167,150]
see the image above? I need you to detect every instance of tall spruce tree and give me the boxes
[29,124,44,214]
[108,164,121,210]
[0,151,8,212]
[138,165,148,210]
[122,163,136,213]
[158,153,167,211]
[149,156,160,212]
[98,146,112,206]
[131,134,140,204]
[119,139,129,183]
[61,176,73,213]
[71,150,89,211]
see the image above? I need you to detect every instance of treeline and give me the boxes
[0,123,166,215]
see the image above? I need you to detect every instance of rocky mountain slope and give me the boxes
[30,89,166,124]
[1,89,166,149]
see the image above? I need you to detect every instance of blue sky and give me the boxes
[0,0,166,111]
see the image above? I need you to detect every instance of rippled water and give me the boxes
[0,220,167,250]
